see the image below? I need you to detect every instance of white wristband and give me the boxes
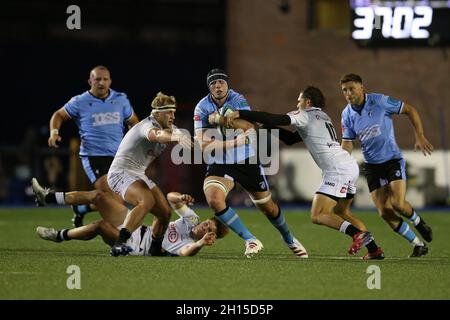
[50,129,59,135]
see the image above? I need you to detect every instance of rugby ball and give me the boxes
[217,105,234,135]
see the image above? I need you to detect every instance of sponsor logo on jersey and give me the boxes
[367,110,373,117]
[395,170,401,177]
[92,112,121,126]
[358,124,382,142]
[325,181,335,187]
[168,224,179,243]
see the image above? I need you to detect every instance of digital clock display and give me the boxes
[351,0,450,46]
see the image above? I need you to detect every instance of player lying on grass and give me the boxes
[36,192,229,257]
[216,86,384,260]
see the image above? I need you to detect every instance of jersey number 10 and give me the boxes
[325,122,338,142]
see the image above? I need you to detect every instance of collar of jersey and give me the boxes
[148,115,163,129]
[87,89,113,102]
[305,107,322,112]
[350,93,367,114]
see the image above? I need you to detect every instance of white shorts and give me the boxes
[119,224,153,256]
[107,170,156,200]
[316,160,358,199]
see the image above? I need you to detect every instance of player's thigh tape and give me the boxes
[203,179,229,196]
[251,193,272,205]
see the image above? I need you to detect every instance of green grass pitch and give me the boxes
[1,208,449,299]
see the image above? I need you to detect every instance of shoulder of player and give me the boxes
[68,91,90,103]
[366,92,386,102]
[194,95,214,113]
[109,89,129,100]
[227,89,249,109]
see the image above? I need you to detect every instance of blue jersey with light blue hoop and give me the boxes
[194,89,255,164]
[63,89,134,157]
[341,93,404,164]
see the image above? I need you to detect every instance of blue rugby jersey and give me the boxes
[63,89,134,156]
[341,93,404,164]
[194,89,255,164]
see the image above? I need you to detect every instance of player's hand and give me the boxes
[234,128,255,147]
[180,194,195,206]
[208,112,219,125]
[225,111,240,128]
[177,133,193,149]
[48,134,61,148]
[414,135,434,156]
[202,232,216,246]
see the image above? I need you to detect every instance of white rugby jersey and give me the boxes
[288,107,354,172]
[109,116,169,174]
[128,208,200,256]
[162,209,200,256]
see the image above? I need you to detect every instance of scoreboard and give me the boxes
[350,0,450,46]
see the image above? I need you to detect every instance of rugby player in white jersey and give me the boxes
[222,86,384,259]
[106,92,192,256]
[36,192,228,256]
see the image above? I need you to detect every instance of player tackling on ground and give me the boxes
[36,192,228,256]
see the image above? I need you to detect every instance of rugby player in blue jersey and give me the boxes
[46,66,139,227]
[195,68,307,258]
[339,73,433,257]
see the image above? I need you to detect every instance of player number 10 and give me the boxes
[353,6,432,40]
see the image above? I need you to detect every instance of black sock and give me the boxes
[149,236,163,255]
[56,229,71,241]
[366,240,378,253]
[117,228,131,243]
[45,191,57,204]
[215,206,229,217]
[344,224,360,238]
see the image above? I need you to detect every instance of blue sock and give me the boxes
[215,207,255,241]
[408,208,421,226]
[72,205,91,216]
[268,208,294,244]
[395,220,420,245]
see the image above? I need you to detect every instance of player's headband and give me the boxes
[151,104,176,113]
[206,69,228,87]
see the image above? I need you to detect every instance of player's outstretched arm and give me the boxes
[401,103,434,156]
[179,232,216,256]
[147,128,192,149]
[48,107,70,148]
[227,110,291,127]
[221,110,302,145]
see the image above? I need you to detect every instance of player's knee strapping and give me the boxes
[203,179,229,196]
[250,192,272,205]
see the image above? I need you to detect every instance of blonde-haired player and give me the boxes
[107,92,192,256]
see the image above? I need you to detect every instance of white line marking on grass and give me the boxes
[0,272,41,274]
